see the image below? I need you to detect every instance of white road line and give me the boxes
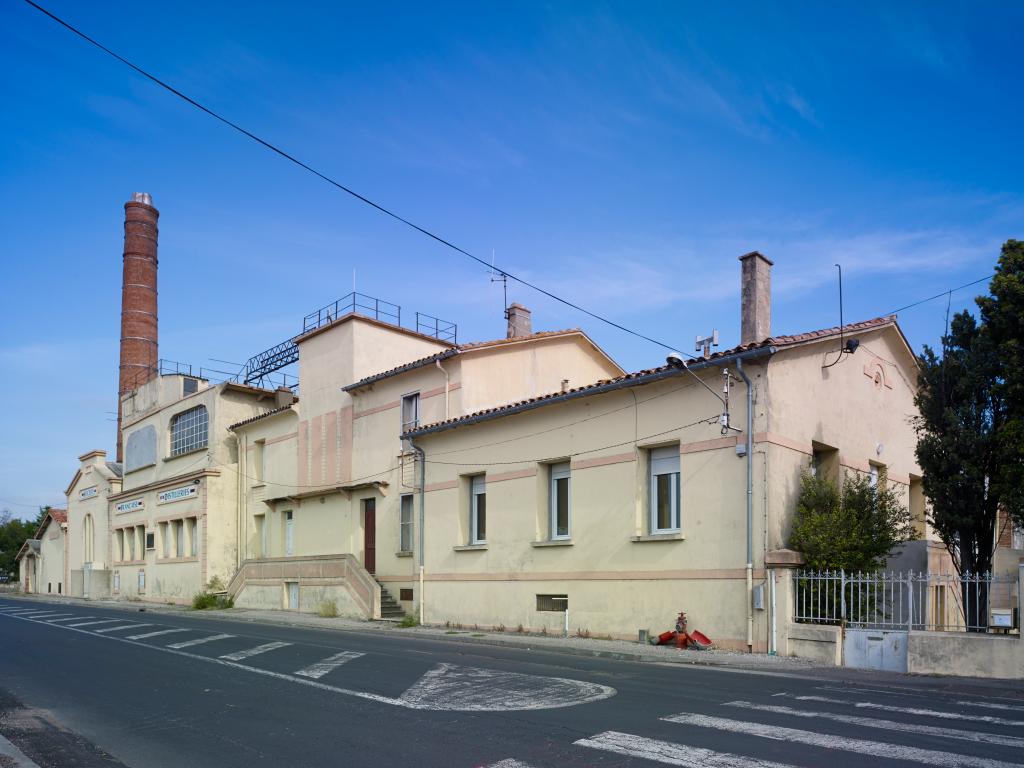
[4,612,617,712]
[295,650,365,679]
[94,623,152,634]
[485,760,539,768]
[25,613,71,619]
[726,701,1024,749]
[127,628,190,641]
[793,694,1024,727]
[46,616,93,623]
[6,610,52,615]
[957,700,1024,713]
[664,713,1022,768]
[575,731,796,768]
[220,641,292,661]
[167,633,235,649]
[68,619,125,628]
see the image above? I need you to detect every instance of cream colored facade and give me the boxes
[228,313,624,616]
[406,319,929,651]
[16,510,67,596]
[65,450,122,598]
[107,374,277,603]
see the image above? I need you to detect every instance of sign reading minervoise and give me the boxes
[115,498,144,514]
[79,486,98,500]
[158,485,198,505]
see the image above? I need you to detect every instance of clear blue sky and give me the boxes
[1,2,1021,515]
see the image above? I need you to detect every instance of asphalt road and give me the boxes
[2,598,1023,768]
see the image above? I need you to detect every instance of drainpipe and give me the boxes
[232,432,244,569]
[435,359,450,420]
[735,358,755,653]
[410,437,427,624]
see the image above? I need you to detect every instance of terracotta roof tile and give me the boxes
[229,404,296,431]
[407,316,896,435]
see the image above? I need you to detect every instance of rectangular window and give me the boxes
[126,528,135,561]
[400,494,414,553]
[117,529,125,562]
[1013,525,1024,551]
[869,463,880,489]
[549,462,571,540]
[255,514,267,558]
[170,405,209,457]
[160,522,169,558]
[401,392,420,433]
[137,526,146,558]
[254,440,265,482]
[284,510,294,556]
[188,517,198,556]
[175,520,185,558]
[649,446,680,533]
[470,475,487,544]
[145,531,155,551]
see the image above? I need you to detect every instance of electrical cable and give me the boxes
[21,0,691,358]
[885,275,994,316]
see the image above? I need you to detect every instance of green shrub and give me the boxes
[397,612,419,628]
[318,600,339,618]
[192,592,233,610]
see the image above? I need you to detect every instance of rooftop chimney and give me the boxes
[117,193,159,461]
[506,303,532,339]
[739,251,772,345]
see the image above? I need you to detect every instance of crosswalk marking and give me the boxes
[484,760,539,768]
[220,641,292,662]
[576,730,796,767]
[295,651,365,680]
[68,618,125,628]
[167,633,234,649]
[794,694,1024,727]
[726,700,1024,749]
[94,623,152,634]
[46,616,92,623]
[664,712,1021,768]
[8,610,52,615]
[22,612,66,618]
[126,628,190,641]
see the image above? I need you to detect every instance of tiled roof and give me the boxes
[407,316,896,436]
[49,509,67,524]
[342,329,589,391]
[228,404,296,431]
[106,461,123,478]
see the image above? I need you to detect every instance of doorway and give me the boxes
[363,498,376,574]
[286,581,299,610]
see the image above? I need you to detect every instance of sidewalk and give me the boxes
[0,592,815,672]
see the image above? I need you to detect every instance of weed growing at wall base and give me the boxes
[192,592,233,610]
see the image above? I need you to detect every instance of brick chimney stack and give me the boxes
[117,193,159,462]
[739,251,772,346]
[506,303,532,339]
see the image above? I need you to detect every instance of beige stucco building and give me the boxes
[16,509,67,596]
[65,450,122,599]
[104,373,280,603]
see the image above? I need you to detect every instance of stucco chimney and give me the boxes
[117,193,159,462]
[506,303,532,338]
[739,251,772,345]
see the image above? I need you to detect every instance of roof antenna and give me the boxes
[489,249,508,320]
[823,263,859,368]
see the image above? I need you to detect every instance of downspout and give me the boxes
[232,432,244,569]
[435,359,450,420]
[735,358,755,653]
[410,437,427,624]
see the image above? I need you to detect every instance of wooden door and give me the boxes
[363,498,376,574]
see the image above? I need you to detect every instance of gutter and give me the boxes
[406,345,776,439]
[342,349,459,392]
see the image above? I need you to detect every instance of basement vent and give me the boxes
[399,588,413,601]
[536,594,568,612]
[183,377,199,396]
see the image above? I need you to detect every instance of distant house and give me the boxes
[16,508,67,595]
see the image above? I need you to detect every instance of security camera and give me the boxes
[666,351,686,369]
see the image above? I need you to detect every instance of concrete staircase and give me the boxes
[376,579,406,621]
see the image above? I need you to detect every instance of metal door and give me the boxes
[363,498,376,574]
[287,582,299,610]
[844,629,907,672]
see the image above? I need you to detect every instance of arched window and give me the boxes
[170,405,209,456]
[83,514,94,563]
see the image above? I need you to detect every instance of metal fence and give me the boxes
[794,569,1020,632]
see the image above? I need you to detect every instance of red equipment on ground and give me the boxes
[650,611,713,650]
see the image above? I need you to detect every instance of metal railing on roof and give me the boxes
[303,292,400,334]
[415,311,457,343]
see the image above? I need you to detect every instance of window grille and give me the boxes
[170,405,209,456]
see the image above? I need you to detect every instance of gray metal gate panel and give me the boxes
[844,628,907,672]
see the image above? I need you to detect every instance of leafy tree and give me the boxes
[788,470,914,572]
[0,510,36,579]
[976,239,1024,531]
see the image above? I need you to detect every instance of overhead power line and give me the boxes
[22,0,691,358]
[886,275,994,316]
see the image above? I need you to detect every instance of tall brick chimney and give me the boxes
[116,193,159,462]
[739,251,772,345]
[506,303,532,339]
